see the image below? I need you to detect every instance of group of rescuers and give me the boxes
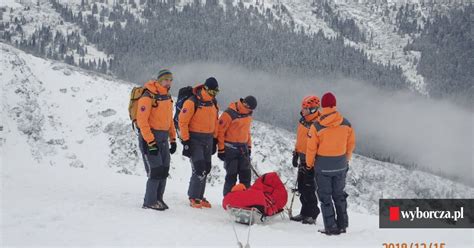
[135,69,356,235]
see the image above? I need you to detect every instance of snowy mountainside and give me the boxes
[240,0,468,95]
[2,0,465,95]
[0,0,109,66]
[2,42,473,215]
[229,0,425,91]
[323,0,426,93]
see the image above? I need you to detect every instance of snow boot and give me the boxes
[158,200,169,210]
[302,216,316,225]
[142,202,166,211]
[290,214,305,222]
[201,198,212,208]
[189,198,202,208]
[318,228,341,236]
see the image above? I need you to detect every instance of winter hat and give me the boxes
[204,77,219,91]
[241,95,257,110]
[157,69,172,81]
[321,92,337,108]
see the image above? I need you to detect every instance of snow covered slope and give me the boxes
[313,0,427,94]
[0,0,109,66]
[239,0,467,95]
[4,151,473,247]
[2,0,463,94]
[1,43,473,247]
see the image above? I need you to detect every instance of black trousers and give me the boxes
[297,167,320,219]
[222,145,251,196]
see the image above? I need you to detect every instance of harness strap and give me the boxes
[142,90,171,108]
[142,90,171,101]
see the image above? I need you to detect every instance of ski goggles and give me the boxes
[305,107,319,114]
[204,86,219,96]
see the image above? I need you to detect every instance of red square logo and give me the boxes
[389,206,400,221]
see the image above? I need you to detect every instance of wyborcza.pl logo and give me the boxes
[389,206,464,222]
[379,199,473,228]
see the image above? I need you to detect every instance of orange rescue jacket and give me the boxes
[294,111,319,154]
[218,101,253,151]
[178,85,219,141]
[136,80,176,144]
[306,107,355,169]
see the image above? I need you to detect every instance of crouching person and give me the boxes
[137,69,177,211]
[218,96,258,196]
[306,92,355,235]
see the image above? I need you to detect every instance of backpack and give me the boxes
[128,86,171,131]
[173,86,218,139]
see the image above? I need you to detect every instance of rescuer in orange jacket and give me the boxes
[306,92,355,235]
[217,96,257,196]
[136,69,177,211]
[290,95,321,224]
[178,77,220,209]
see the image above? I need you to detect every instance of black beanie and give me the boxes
[204,77,219,90]
[241,95,257,110]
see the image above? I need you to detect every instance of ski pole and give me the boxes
[287,168,299,218]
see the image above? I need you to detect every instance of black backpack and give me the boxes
[173,86,218,139]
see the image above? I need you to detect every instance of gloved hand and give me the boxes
[218,150,225,161]
[212,138,218,155]
[147,141,159,156]
[182,140,191,158]
[299,163,311,174]
[169,141,177,154]
[292,151,298,167]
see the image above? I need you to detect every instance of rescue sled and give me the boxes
[223,172,288,248]
[223,172,288,224]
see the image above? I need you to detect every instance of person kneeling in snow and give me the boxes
[136,69,177,211]
[217,96,257,196]
[306,92,355,235]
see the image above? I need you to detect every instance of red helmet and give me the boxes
[301,95,320,109]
